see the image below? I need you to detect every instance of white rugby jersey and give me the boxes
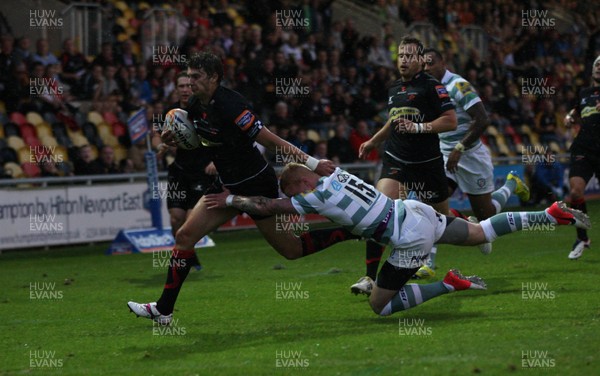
[291,168,405,244]
[438,70,483,154]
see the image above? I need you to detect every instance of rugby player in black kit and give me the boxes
[128,52,360,324]
[351,36,457,294]
[159,72,219,241]
[564,55,600,260]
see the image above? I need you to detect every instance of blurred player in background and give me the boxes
[351,36,457,294]
[563,55,600,259]
[204,163,590,317]
[128,52,360,325]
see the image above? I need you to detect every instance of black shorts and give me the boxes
[166,164,221,211]
[376,261,420,291]
[225,165,279,220]
[380,153,449,204]
[569,147,600,183]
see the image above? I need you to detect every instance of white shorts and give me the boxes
[387,200,447,268]
[443,143,495,195]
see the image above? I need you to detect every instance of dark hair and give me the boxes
[176,71,189,80]
[399,36,424,56]
[423,47,443,61]
[188,51,223,83]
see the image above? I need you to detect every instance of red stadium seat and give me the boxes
[21,162,41,178]
[103,111,119,125]
[112,121,127,137]
[19,123,37,140]
[24,136,43,148]
[9,112,27,125]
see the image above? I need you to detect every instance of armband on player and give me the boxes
[305,156,319,171]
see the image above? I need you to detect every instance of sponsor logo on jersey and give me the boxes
[235,110,256,131]
[435,85,449,98]
[336,173,349,183]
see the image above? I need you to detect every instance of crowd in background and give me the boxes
[0,0,599,200]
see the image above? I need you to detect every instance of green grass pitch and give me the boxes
[1,201,598,375]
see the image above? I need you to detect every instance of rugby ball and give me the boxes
[164,108,200,150]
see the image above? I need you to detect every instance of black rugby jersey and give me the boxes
[571,86,600,153]
[385,71,454,163]
[186,85,268,185]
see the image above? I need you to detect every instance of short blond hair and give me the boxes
[280,162,311,195]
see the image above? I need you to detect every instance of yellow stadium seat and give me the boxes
[71,134,90,148]
[89,145,98,160]
[486,126,498,137]
[113,145,127,162]
[97,122,112,137]
[17,146,32,164]
[40,135,59,147]
[3,162,25,178]
[26,111,44,126]
[87,111,104,125]
[36,122,53,138]
[114,1,128,12]
[307,130,321,143]
[53,145,68,162]
[103,134,119,147]
[7,135,25,150]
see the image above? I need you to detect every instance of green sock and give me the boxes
[481,211,554,242]
[491,179,515,213]
[387,282,449,314]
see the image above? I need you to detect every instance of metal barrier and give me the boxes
[61,3,102,57]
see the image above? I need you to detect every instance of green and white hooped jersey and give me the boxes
[438,70,482,154]
[291,168,404,244]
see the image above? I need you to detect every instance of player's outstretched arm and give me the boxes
[204,189,298,216]
[256,127,335,175]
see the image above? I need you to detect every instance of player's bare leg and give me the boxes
[168,207,187,237]
[467,193,496,221]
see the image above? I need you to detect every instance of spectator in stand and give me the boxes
[327,119,355,163]
[351,84,382,123]
[270,101,293,129]
[292,128,316,156]
[13,36,32,67]
[0,34,19,111]
[349,119,379,162]
[91,145,119,174]
[132,65,153,105]
[298,89,331,135]
[32,38,59,66]
[100,64,120,99]
[117,39,138,68]
[79,64,104,101]
[119,158,135,174]
[93,42,117,67]
[73,144,100,175]
[60,38,87,92]
[534,99,565,148]
[313,140,328,161]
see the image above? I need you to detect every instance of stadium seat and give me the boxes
[43,111,58,125]
[55,134,73,148]
[40,135,59,147]
[114,0,129,12]
[70,132,90,147]
[36,122,53,139]
[3,122,20,137]
[113,144,127,163]
[103,111,119,126]
[0,147,18,164]
[307,130,321,143]
[7,135,25,150]
[97,122,112,138]
[21,162,41,178]
[26,111,44,126]
[9,112,26,125]
[53,145,68,162]
[19,123,37,140]
[3,162,25,178]
[17,146,32,164]
[103,134,119,147]
[24,136,42,148]
[52,122,68,138]
[112,121,127,137]
[87,111,104,125]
